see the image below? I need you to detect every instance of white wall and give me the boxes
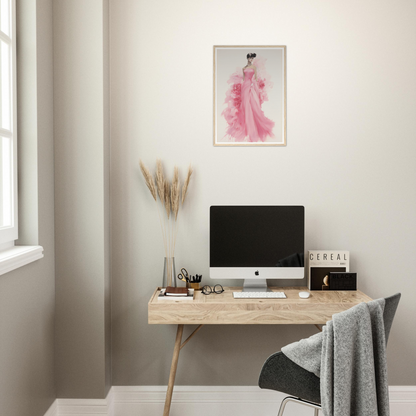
[110,0,416,386]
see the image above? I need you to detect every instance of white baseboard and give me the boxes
[44,385,416,416]
[389,386,416,416]
[44,389,114,416]
[113,386,291,416]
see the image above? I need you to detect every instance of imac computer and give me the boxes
[209,205,305,292]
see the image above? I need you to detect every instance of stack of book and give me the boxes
[157,286,195,301]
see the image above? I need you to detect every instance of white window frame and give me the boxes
[0,0,17,246]
[0,0,43,274]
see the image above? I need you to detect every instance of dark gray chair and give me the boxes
[258,293,401,416]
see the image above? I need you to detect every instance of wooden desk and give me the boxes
[148,286,372,416]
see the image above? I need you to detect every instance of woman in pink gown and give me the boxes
[222,53,275,142]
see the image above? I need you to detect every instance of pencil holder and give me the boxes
[187,282,201,290]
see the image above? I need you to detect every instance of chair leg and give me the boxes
[277,396,321,416]
[277,397,292,416]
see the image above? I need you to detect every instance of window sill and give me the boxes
[0,245,44,276]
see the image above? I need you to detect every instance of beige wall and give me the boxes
[2,1,415,413]
[110,0,416,386]
[54,0,111,399]
[0,1,56,415]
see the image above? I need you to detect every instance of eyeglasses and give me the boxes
[201,284,224,295]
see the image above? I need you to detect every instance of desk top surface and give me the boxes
[148,286,372,325]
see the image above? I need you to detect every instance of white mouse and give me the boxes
[299,291,311,299]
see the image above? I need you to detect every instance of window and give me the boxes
[0,0,17,247]
[0,0,42,275]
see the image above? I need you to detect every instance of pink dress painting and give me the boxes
[222,57,275,142]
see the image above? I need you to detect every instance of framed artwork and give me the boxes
[213,45,287,146]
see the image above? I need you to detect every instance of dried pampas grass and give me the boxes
[164,180,170,219]
[171,167,180,220]
[139,160,157,201]
[156,159,165,203]
[139,159,194,285]
[182,164,193,205]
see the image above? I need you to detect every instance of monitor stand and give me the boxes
[242,279,270,292]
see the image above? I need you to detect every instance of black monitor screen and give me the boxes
[210,206,304,267]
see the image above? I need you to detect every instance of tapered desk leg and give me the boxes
[163,324,184,416]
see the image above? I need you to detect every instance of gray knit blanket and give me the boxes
[282,299,389,416]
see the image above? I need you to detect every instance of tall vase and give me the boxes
[162,257,176,288]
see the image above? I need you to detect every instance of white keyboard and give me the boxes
[233,291,286,299]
